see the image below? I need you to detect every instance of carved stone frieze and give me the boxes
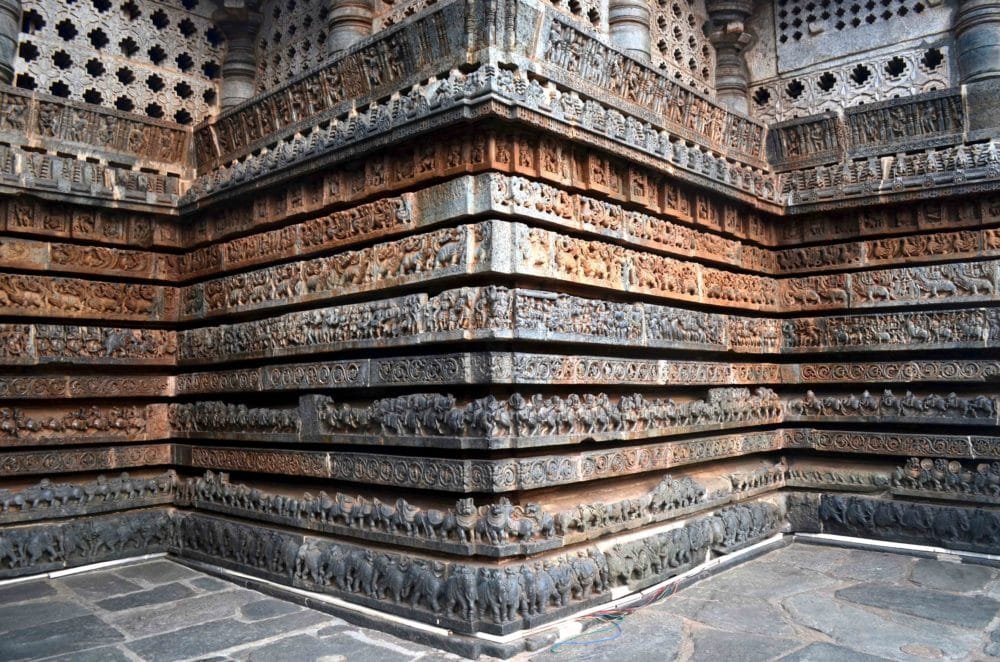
[783,428,1000,460]
[0,509,172,578]
[0,143,181,209]
[795,360,1000,384]
[0,86,191,173]
[0,273,176,322]
[0,375,170,399]
[173,499,784,633]
[817,494,1000,554]
[891,457,1000,503]
[0,444,173,478]
[185,65,779,208]
[169,401,301,437]
[313,388,782,448]
[178,470,716,556]
[0,403,167,447]
[0,471,176,524]
[534,15,764,161]
[178,286,1000,364]
[175,354,778,395]
[179,430,785,492]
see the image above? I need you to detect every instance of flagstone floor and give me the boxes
[0,542,997,661]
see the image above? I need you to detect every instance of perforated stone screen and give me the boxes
[651,0,714,94]
[14,0,226,124]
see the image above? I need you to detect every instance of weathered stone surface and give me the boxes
[834,583,1000,629]
[2,0,1000,654]
[782,592,983,659]
[125,612,330,662]
[95,582,195,611]
[777,643,887,662]
[689,628,800,662]
[909,559,997,593]
[0,614,124,660]
[61,572,144,600]
[0,600,90,632]
[0,579,57,602]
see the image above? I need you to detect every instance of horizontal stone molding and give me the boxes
[0,324,178,367]
[177,430,784,492]
[0,471,176,524]
[0,197,182,250]
[183,66,778,210]
[793,360,1000,384]
[0,85,192,175]
[0,444,173,478]
[783,428,1000,460]
[0,403,168,448]
[776,196,996,247]
[172,499,784,634]
[0,235,177,282]
[181,131,770,253]
[0,375,171,399]
[0,272,177,323]
[813,493,1000,555]
[0,509,172,578]
[177,469,719,557]
[175,354,780,395]
[0,142,182,210]
[179,286,1000,364]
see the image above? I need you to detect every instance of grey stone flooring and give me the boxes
[0,542,998,661]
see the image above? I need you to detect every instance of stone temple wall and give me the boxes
[0,0,999,657]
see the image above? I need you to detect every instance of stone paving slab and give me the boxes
[0,542,996,661]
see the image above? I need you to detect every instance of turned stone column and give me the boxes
[0,0,21,85]
[325,0,374,56]
[213,5,262,109]
[608,0,652,60]
[955,0,1000,130]
[955,0,1000,84]
[705,0,754,114]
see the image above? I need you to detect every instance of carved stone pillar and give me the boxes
[213,5,262,110]
[325,0,374,56]
[955,0,1000,84]
[704,0,754,114]
[955,0,1000,130]
[0,0,21,85]
[608,0,652,61]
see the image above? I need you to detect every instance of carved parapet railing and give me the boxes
[767,89,966,171]
[518,7,767,165]
[0,143,183,210]
[764,89,1000,211]
[183,0,776,209]
[191,0,471,173]
[184,65,780,210]
[0,85,193,176]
